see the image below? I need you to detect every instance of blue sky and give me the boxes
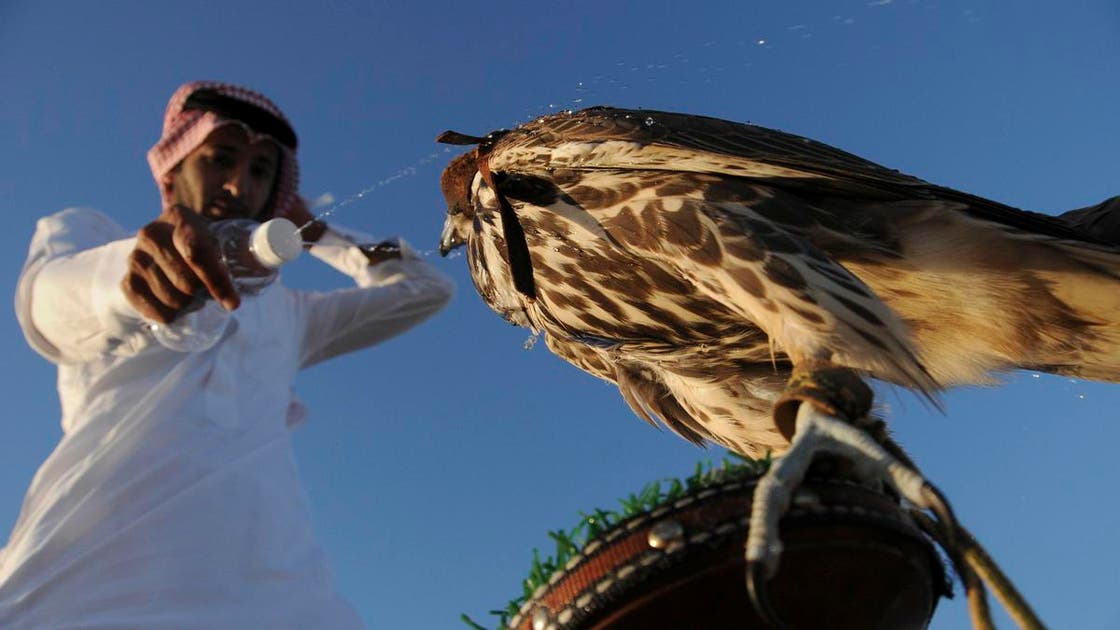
[2,1,1119,628]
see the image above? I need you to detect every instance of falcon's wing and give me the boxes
[483,112,940,397]
[550,169,940,396]
[1060,196,1120,245]
[487,106,1104,245]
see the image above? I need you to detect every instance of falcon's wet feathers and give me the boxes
[439,107,1120,457]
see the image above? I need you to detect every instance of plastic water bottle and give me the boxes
[148,217,303,352]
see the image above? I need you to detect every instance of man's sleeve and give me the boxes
[295,226,455,368]
[16,208,149,364]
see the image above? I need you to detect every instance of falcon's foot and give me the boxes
[745,402,931,623]
[744,367,1048,630]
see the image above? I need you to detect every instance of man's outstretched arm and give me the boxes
[294,222,454,369]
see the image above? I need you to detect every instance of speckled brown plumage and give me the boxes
[439,107,1120,457]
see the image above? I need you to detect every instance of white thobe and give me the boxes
[1,208,453,629]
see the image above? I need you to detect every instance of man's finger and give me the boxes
[136,223,201,297]
[171,219,240,311]
[121,272,177,324]
[143,255,196,311]
[127,247,197,312]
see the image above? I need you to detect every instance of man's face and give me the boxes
[168,124,281,221]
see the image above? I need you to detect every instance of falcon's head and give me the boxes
[439,150,478,256]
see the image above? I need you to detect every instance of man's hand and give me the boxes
[122,205,239,324]
[360,240,403,265]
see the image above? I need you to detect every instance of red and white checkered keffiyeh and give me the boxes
[147,81,299,218]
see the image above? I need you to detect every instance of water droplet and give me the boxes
[647,519,684,549]
[644,116,655,126]
[756,39,766,45]
[532,607,549,630]
[524,332,541,351]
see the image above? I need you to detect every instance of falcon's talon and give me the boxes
[746,404,830,579]
[746,399,940,623]
[746,560,790,630]
[750,400,1049,630]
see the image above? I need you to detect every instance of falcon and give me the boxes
[437,107,1120,628]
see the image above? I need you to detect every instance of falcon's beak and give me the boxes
[438,150,480,257]
[439,218,464,257]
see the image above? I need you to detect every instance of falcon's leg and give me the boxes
[744,366,1048,630]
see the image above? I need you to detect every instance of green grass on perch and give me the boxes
[461,452,771,630]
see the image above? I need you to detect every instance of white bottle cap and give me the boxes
[251,218,303,268]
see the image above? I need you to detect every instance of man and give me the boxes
[3,81,453,628]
